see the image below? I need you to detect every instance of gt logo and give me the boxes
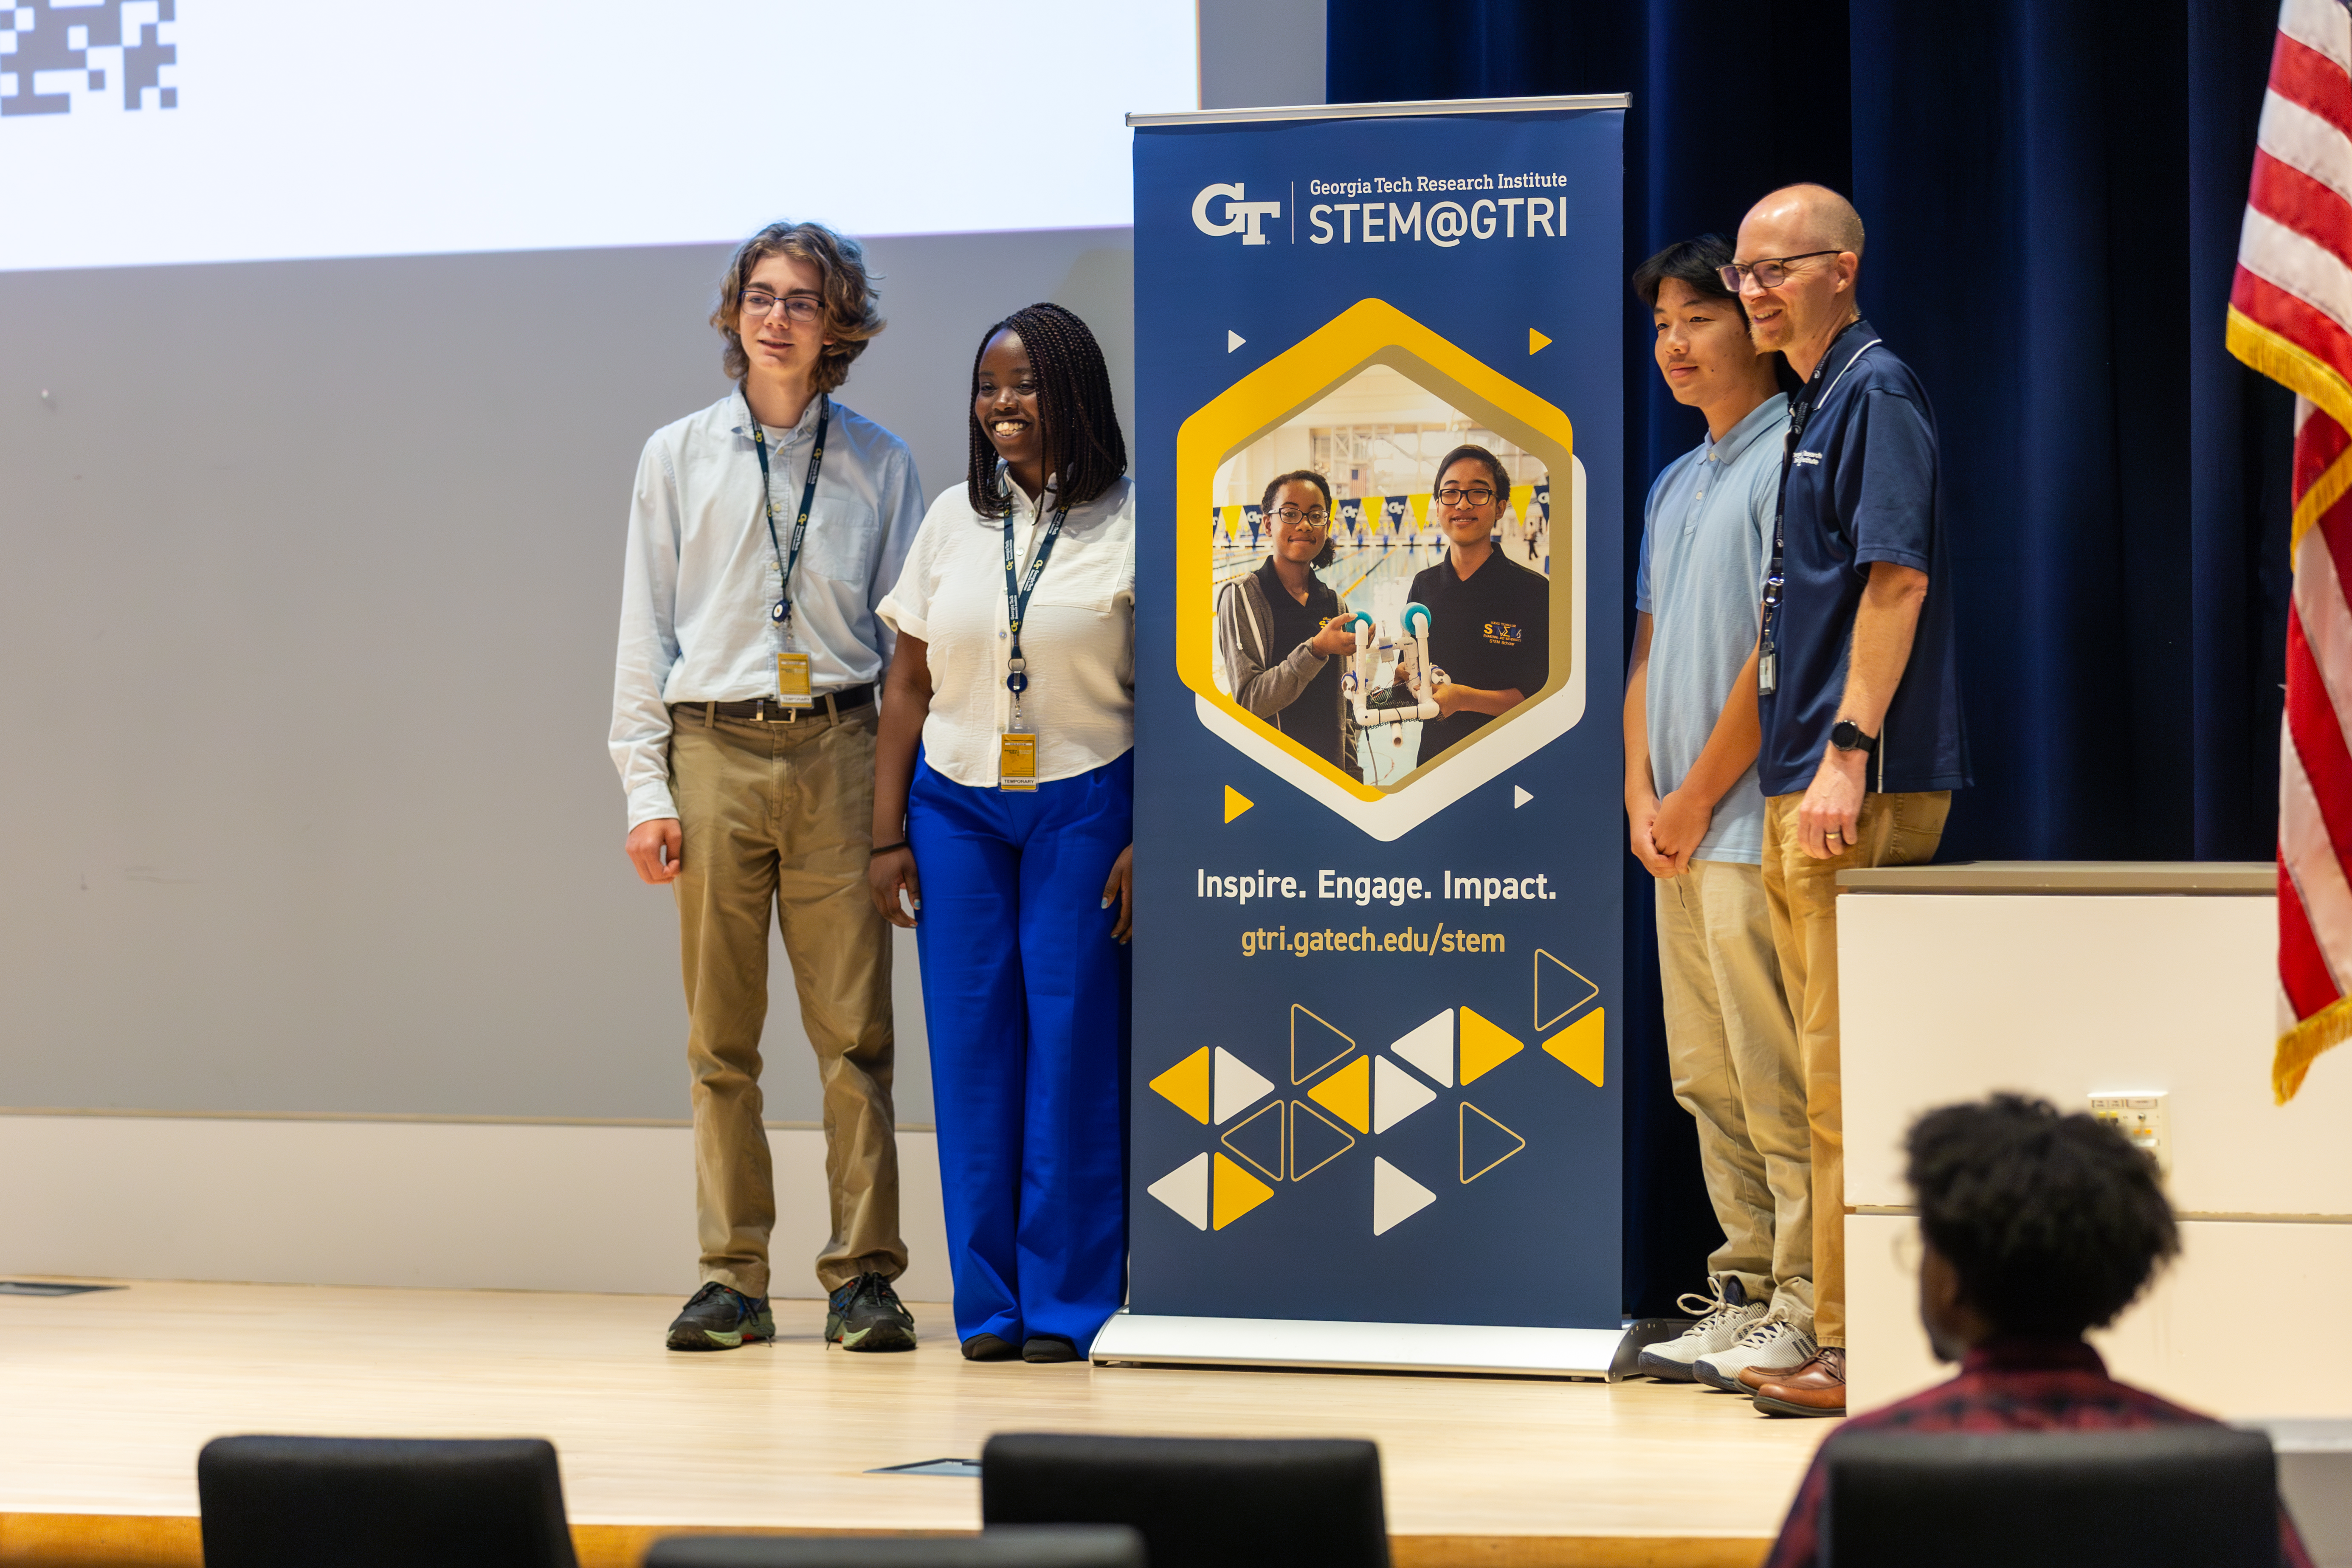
[1482,621,1523,645]
[1192,183,1283,245]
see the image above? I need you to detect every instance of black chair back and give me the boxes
[1824,1427,2279,1568]
[198,1434,577,1568]
[982,1433,1387,1568]
[645,1525,1146,1568]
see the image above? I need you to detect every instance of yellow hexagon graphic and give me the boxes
[1177,299,1583,830]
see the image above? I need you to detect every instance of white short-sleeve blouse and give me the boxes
[878,473,1135,788]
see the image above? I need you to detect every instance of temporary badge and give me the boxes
[998,731,1039,792]
[776,650,814,707]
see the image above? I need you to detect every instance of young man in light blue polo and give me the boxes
[1623,235,1814,1391]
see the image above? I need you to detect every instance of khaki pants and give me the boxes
[1760,788,1949,1349]
[1654,859,1811,1330]
[669,701,904,1299]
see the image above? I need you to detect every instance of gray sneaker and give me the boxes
[826,1272,917,1353]
[1694,1315,1816,1392]
[665,1283,775,1351]
[1636,1276,1766,1382]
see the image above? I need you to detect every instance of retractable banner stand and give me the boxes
[1099,96,1630,1377]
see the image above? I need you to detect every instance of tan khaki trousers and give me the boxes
[1654,858,1811,1330]
[669,701,904,1300]
[1760,788,1949,1349]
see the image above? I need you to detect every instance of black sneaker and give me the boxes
[825,1272,917,1353]
[1021,1334,1081,1363]
[665,1283,774,1351]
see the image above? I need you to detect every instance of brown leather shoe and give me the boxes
[1752,1346,1846,1417]
[1738,1362,1773,1391]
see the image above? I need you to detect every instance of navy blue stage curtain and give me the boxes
[1331,0,2293,1317]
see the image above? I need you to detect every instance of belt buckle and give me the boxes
[764,700,798,724]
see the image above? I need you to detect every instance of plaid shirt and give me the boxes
[1763,1338,2315,1568]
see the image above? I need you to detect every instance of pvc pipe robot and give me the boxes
[1342,602,1448,729]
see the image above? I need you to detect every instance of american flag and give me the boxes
[2231,0,2352,1101]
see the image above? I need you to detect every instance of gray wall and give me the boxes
[0,227,1133,1123]
[1199,0,1326,110]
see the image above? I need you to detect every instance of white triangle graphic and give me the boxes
[1147,1152,1210,1230]
[1372,1156,1437,1236]
[1390,1009,1453,1087]
[1211,1047,1274,1125]
[1372,1055,1437,1134]
[1227,329,1247,353]
[1513,785,1532,808]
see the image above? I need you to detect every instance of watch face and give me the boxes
[1833,721,1868,751]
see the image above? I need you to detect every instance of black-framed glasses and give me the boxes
[742,289,822,323]
[1720,251,1840,291]
[1271,505,1329,527]
[1435,484,1497,507]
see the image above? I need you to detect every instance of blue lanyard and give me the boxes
[1759,321,1866,695]
[1002,494,1071,698]
[746,391,830,631]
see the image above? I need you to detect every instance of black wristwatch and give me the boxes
[1830,719,1879,755]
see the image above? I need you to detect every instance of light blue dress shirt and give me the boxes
[1633,393,1790,865]
[611,391,924,828]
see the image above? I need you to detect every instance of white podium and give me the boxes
[1837,862,2352,1419]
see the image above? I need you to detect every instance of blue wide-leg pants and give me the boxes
[907,749,1132,1349]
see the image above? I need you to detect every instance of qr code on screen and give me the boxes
[0,0,177,118]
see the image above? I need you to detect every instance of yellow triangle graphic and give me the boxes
[1408,491,1429,529]
[1459,1006,1524,1085]
[1528,327,1552,354]
[1290,1004,1357,1085]
[1307,1053,1371,1134]
[1544,1007,1606,1087]
[1211,1151,1275,1229]
[1534,949,1600,1032]
[1219,1099,1286,1183]
[1459,1101,1528,1182]
[1288,1099,1358,1180]
[1223,785,1254,824]
[1148,1047,1211,1124]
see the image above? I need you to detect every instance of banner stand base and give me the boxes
[1090,1312,1623,1380]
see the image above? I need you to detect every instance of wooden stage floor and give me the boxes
[0,1279,1830,1568]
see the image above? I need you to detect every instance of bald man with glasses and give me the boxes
[1727,185,1970,1417]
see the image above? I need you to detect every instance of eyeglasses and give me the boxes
[1719,251,1840,291]
[741,289,822,323]
[1435,485,1497,507]
[1272,505,1329,526]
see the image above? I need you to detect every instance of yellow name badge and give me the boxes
[775,651,814,708]
[998,731,1039,792]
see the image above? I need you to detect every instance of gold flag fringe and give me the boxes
[2277,990,2352,1103]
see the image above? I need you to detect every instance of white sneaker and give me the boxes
[1693,1316,1817,1392]
[1636,1277,1766,1382]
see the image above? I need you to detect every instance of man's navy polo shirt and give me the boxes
[1757,319,1970,797]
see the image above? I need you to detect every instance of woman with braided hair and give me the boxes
[870,303,1135,1363]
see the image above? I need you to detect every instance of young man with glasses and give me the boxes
[610,221,927,1354]
[1728,185,1970,1416]
[1408,446,1551,766]
[1623,236,1815,1393]
[1214,470,1359,772]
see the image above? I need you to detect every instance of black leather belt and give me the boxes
[683,684,876,724]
